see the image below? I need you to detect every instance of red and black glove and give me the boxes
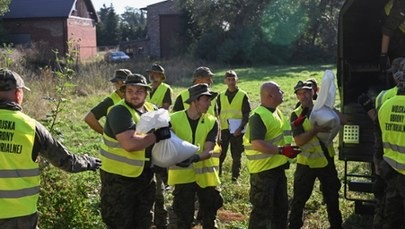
[278,146,301,158]
[293,107,309,127]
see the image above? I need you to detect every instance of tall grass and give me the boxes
[5,53,374,228]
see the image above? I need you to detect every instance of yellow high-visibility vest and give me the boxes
[109,91,122,104]
[378,95,405,175]
[148,83,173,107]
[168,111,220,188]
[0,110,39,219]
[218,89,246,130]
[100,100,154,177]
[293,107,335,168]
[375,86,398,111]
[244,106,288,174]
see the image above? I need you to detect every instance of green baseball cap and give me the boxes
[0,68,30,91]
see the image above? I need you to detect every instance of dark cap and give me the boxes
[146,64,165,80]
[388,58,404,73]
[124,73,152,91]
[185,83,218,104]
[305,78,318,87]
[294,80,312,93]
[193,67,214,79]
[225,70,237,78]
[0,68,30,91]
[110,69,132,82]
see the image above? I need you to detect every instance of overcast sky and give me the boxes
[92,0,164,14]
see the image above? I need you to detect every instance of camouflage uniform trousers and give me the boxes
[219,129,244,180]
[153,166,168,229]
[0,212,38,229]
[248,166,288,229]
[100,169,156,229]
[172,182,223,229]
[381,168,405,229]
[288,161,342,229]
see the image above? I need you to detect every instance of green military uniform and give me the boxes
[147,81,172,228]
[377,92,405,228]
[100,100,156,229]
[244,105,289,229]
[288,106,342,229]
[169,110,223,229]
[0,102,98,228]
[217,88,250,180]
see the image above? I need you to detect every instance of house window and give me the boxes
[10,34,31,46]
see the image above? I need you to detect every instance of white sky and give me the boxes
[92,0,164,14]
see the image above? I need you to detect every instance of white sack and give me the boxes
[309,70,341,146]
[136,108,170,134]
[152,131,199,167]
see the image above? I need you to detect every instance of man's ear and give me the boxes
[15,88,23,104]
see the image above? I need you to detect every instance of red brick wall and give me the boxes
[3,17,97,61]
[67,17,97,60]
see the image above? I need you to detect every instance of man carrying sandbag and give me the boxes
[288,80,343,229]
[99,73,171,228]
[168,83,223,229]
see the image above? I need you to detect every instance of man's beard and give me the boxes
[125,99,144,109]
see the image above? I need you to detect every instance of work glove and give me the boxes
[176,154,200,168]
[292,107,309,127]
[278,145,301,158]
[372,175,386,199]
[357,93,374,112]
[379,54,390,73]
[84,154,102,171]
[154,126,171,143]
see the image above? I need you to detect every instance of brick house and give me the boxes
[144,0,183,58]
[1,0,99,61]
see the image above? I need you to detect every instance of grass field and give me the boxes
[22,61,375,228]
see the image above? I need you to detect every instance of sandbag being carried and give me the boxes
[309,70,341,147]
[136,109,199,167]
[152,131,199,167]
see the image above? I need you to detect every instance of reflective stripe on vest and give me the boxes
[0,109,39,219]
[218,90,246,130]
[378,95,405,175]
[293,106,331,168]
[385,0,405,33]
[169,111,220,187]
[100,100,154,177]
[148,83,172,107]
[244,134,283,151]
[244,106,288,174]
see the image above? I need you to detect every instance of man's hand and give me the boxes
[379,53,390,73]
[292,107,309,127]
[278,146,301,158]
[312,123,331,134]
[176,154,200,167]
[84,155,102,171]
[154,127,171,143]
[357,93,374,112]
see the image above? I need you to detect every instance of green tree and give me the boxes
[119,7,147,42]
[96,4,120,46]
[0,0,11,16]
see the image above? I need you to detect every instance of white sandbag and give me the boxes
[136,109,170,134]
[309,70,341,146]
[309,107,340,147]
[152,131,199,167]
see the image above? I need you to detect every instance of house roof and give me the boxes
[2,0,98,21]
